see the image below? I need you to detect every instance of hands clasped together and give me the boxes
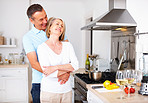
[43,66,70,85]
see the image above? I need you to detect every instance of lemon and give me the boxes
[103,80,111,87]
[106,84,119,90]
[106,85,113,90]
[103,80,119,90]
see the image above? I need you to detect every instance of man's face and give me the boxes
[30,9,48,31]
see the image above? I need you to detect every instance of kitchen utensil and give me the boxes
[88,70,102,81]
[115,41,119,64]
[92,86,104,89]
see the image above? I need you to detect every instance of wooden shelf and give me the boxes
[0,45,16,47]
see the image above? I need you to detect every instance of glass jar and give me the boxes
[9,53,14,64]
[4,55,9,64]
[14,53,19,64]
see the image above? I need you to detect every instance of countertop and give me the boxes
[71,68,86,76]
[0,63,29,68]
[87,84,148,103]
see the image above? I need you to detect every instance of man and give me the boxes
[23,4,70,103]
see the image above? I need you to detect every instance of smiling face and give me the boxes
[50,19,64,36]
[46,18,65,41]
[30,9,48,31]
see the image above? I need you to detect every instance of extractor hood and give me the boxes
[81,0,137,30]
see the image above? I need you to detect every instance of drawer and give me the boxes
[0,69,26,77]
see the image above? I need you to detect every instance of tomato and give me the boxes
[110,83,116,85]
[130,88,135,93]
[124,87,129,94]
[124,87,135,94]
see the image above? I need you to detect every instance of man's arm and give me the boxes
[27,51,43,73]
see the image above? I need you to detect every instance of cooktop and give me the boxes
[75,72,116,84]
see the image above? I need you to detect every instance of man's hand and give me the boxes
[58,72,70,85]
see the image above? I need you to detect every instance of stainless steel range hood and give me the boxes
[81,0,137,30]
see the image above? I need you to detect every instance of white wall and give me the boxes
[0,0,85,68]
[30,0,85,68]
[82,0,111,71]
[0,0,29,56]
[127,0,148,33]
[127,0,148,70]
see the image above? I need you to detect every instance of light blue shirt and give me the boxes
[23,26,67,83]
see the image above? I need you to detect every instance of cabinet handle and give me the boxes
[1,75,13,77]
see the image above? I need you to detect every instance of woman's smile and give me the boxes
[56,28,61,32]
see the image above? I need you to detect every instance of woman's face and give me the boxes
[50,19,64,37]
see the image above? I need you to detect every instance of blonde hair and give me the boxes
[46,17,65,41]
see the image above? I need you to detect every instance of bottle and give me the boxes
[85,54,90,72]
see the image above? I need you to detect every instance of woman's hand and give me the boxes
[43,66,57,76]
[58,72,70,85]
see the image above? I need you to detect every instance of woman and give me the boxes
[37,17,79,103]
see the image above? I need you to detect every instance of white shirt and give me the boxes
[37,42,79,93]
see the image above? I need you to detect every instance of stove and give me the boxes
[75,72,116,84]
[73,72,116,103]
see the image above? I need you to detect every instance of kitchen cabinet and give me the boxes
[0,66,28,103]
[87,90,103,103]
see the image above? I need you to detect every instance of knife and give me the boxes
[92,86,104,89]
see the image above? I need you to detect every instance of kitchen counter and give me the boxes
[0,63,29,68]
[87,84,148,103]
[71,68,87,75]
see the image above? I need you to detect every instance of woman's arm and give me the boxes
[37,44,58,77]
[43,42,79,76]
